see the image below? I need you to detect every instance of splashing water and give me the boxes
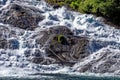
[0,0,120,78]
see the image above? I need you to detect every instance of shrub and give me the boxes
[45,0,120,27]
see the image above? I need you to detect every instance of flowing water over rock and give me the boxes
[0,0,120,78]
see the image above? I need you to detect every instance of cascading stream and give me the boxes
[0,0,120,77]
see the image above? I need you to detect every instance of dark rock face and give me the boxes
[0,26,8,49]
[0,3,44,30]
[33,26,89,65]
[76,50,119,74]
[0,38,20,50]
[0,25,20,50]
[0,39,7,49]
[8,39,19,49]
[45,0,63,9]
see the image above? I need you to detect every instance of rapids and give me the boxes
[0,0,120,77]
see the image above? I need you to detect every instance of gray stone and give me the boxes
[8,39,19,49]
[0,39,8,49]
[0,3,44,30]
[34,26,89,65]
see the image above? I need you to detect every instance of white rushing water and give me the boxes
[0,0,120,77]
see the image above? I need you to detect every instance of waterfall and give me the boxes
[0,0,120,77]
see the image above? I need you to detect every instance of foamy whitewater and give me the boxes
[0,0,120,78]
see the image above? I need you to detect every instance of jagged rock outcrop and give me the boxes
[74,49,120,74]
[0,3,44,30]
[30,26,89,65]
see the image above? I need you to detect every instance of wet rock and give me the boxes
[31,49,42,57]
[0,25,24,50]
[36,26,73,46]
[34,26,89,65]
[53,5,61,9]
[0,3,44,30]
[8,39,19,49]
[24,48,46,64]
[74,49,120,74]
[0,24,25,39]
[24,49,31,57]
[0,25,10,38]
[45,0,62,9]
[0,39,7,49]
[0,26,8,49]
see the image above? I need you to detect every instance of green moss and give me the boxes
[53,34,67,44]
[57,34,65,43]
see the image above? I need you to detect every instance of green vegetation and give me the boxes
[53,34,67,44]
[57,34,65,43]
[45,0,120,27]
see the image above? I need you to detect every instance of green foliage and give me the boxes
[45,0,120,26]
[70,1,79,10]
[57,34,65,43]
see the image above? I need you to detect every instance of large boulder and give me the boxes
[31,26,89,65]
[0,3,44,30]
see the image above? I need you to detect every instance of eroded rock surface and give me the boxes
[0,3,44,30]
[0,3,89,66]
[30,26,89,65]
[0,25,23,49]
[74,49,120,74]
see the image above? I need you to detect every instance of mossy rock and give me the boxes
[35,26,89,65]
[53,34,68,44]
[36,26,73,46]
